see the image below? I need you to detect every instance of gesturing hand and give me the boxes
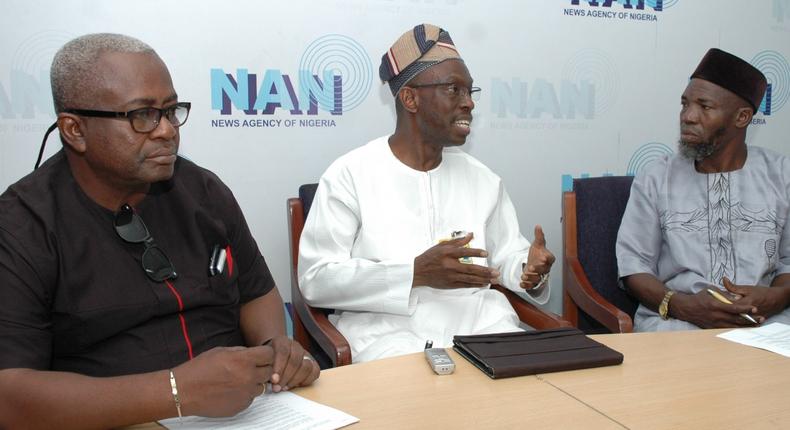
[413,232,500,289]
[521,225,555,291]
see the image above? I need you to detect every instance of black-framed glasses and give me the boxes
[34,102,191,170]
[66,102,191,133]
[114,203,177,282]
[406,83,481,101]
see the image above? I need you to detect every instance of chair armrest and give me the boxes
[287,197,351,367]
[491,284,572,329]
[292,284,352,367]
[563,257,633,333]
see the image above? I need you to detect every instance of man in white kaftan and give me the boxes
[298,24,554,362]
[299,136,548,362]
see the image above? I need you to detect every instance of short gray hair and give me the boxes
[50,33,156,113]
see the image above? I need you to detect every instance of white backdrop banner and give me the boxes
[1,0,789,314]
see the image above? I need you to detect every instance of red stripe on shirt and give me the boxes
[165,279,194,360]
[177,314,194,360]
[225,245,234,277]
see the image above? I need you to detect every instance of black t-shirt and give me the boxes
[0,151,275,376]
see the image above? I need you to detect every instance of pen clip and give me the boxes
[209,244,227,276]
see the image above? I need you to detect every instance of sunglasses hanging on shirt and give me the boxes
[114,204,178,282]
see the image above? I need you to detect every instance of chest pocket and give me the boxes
[206,244,241,304]
[732,199,785,277]
[733,230,782,281]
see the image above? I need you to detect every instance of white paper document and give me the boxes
[717,322,790,358]
[159,391,359,430]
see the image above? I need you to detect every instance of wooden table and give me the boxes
[541,329,790,430]
[141,329,790,429]
[294,346,621,429]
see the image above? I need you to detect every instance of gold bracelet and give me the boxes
[169,369,182,419]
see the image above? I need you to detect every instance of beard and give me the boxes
[678,126,726,161]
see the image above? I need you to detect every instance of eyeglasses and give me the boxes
[34,102,191,170]
[66,102,191,133]
[114,204,178,282]
[406,83,481,101]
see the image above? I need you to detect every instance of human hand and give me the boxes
[413,232,499,289]
[175,345,274,417]
[672,289,760,329]
[268,336,320,393]
[723,277,789,320]
[521,225,555,291]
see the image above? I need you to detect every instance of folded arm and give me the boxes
[623,273,757,328]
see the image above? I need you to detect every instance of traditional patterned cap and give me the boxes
[379,24,461,96]
[690,48,767,113]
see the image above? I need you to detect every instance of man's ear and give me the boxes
[57,113,87,153]
[398,87,419,113]
[733,106,754,129]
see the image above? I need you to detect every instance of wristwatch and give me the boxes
[658,290,676,320]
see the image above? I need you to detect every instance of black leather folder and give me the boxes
[453,327,624,379]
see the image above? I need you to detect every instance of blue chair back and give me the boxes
[572,176,639,333]
[299,183,318,217]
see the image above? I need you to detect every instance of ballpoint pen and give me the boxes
[706,288,758,324]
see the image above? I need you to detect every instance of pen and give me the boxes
[706,288,758,324]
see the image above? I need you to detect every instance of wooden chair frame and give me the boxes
[288,197,351,367]
[562,190,633,333]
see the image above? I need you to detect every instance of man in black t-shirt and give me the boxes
[0,33,318,429]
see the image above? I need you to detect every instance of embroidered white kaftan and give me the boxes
[617,146,790,331]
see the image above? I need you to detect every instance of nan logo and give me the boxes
[571,0,678,10]
[564,0,678,21]
[210,34,373,129]
[0,31,72,121]
[491,49,618,120]
[775,0,790,23]
[626,142,673,176]
[561,142,673,192]
[750,50,790,124]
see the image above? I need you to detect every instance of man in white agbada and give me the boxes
[617,48,790,331]
[298,24,555,363]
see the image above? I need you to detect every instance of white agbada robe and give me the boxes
[617,146,790,331]
[298,136,548,362]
